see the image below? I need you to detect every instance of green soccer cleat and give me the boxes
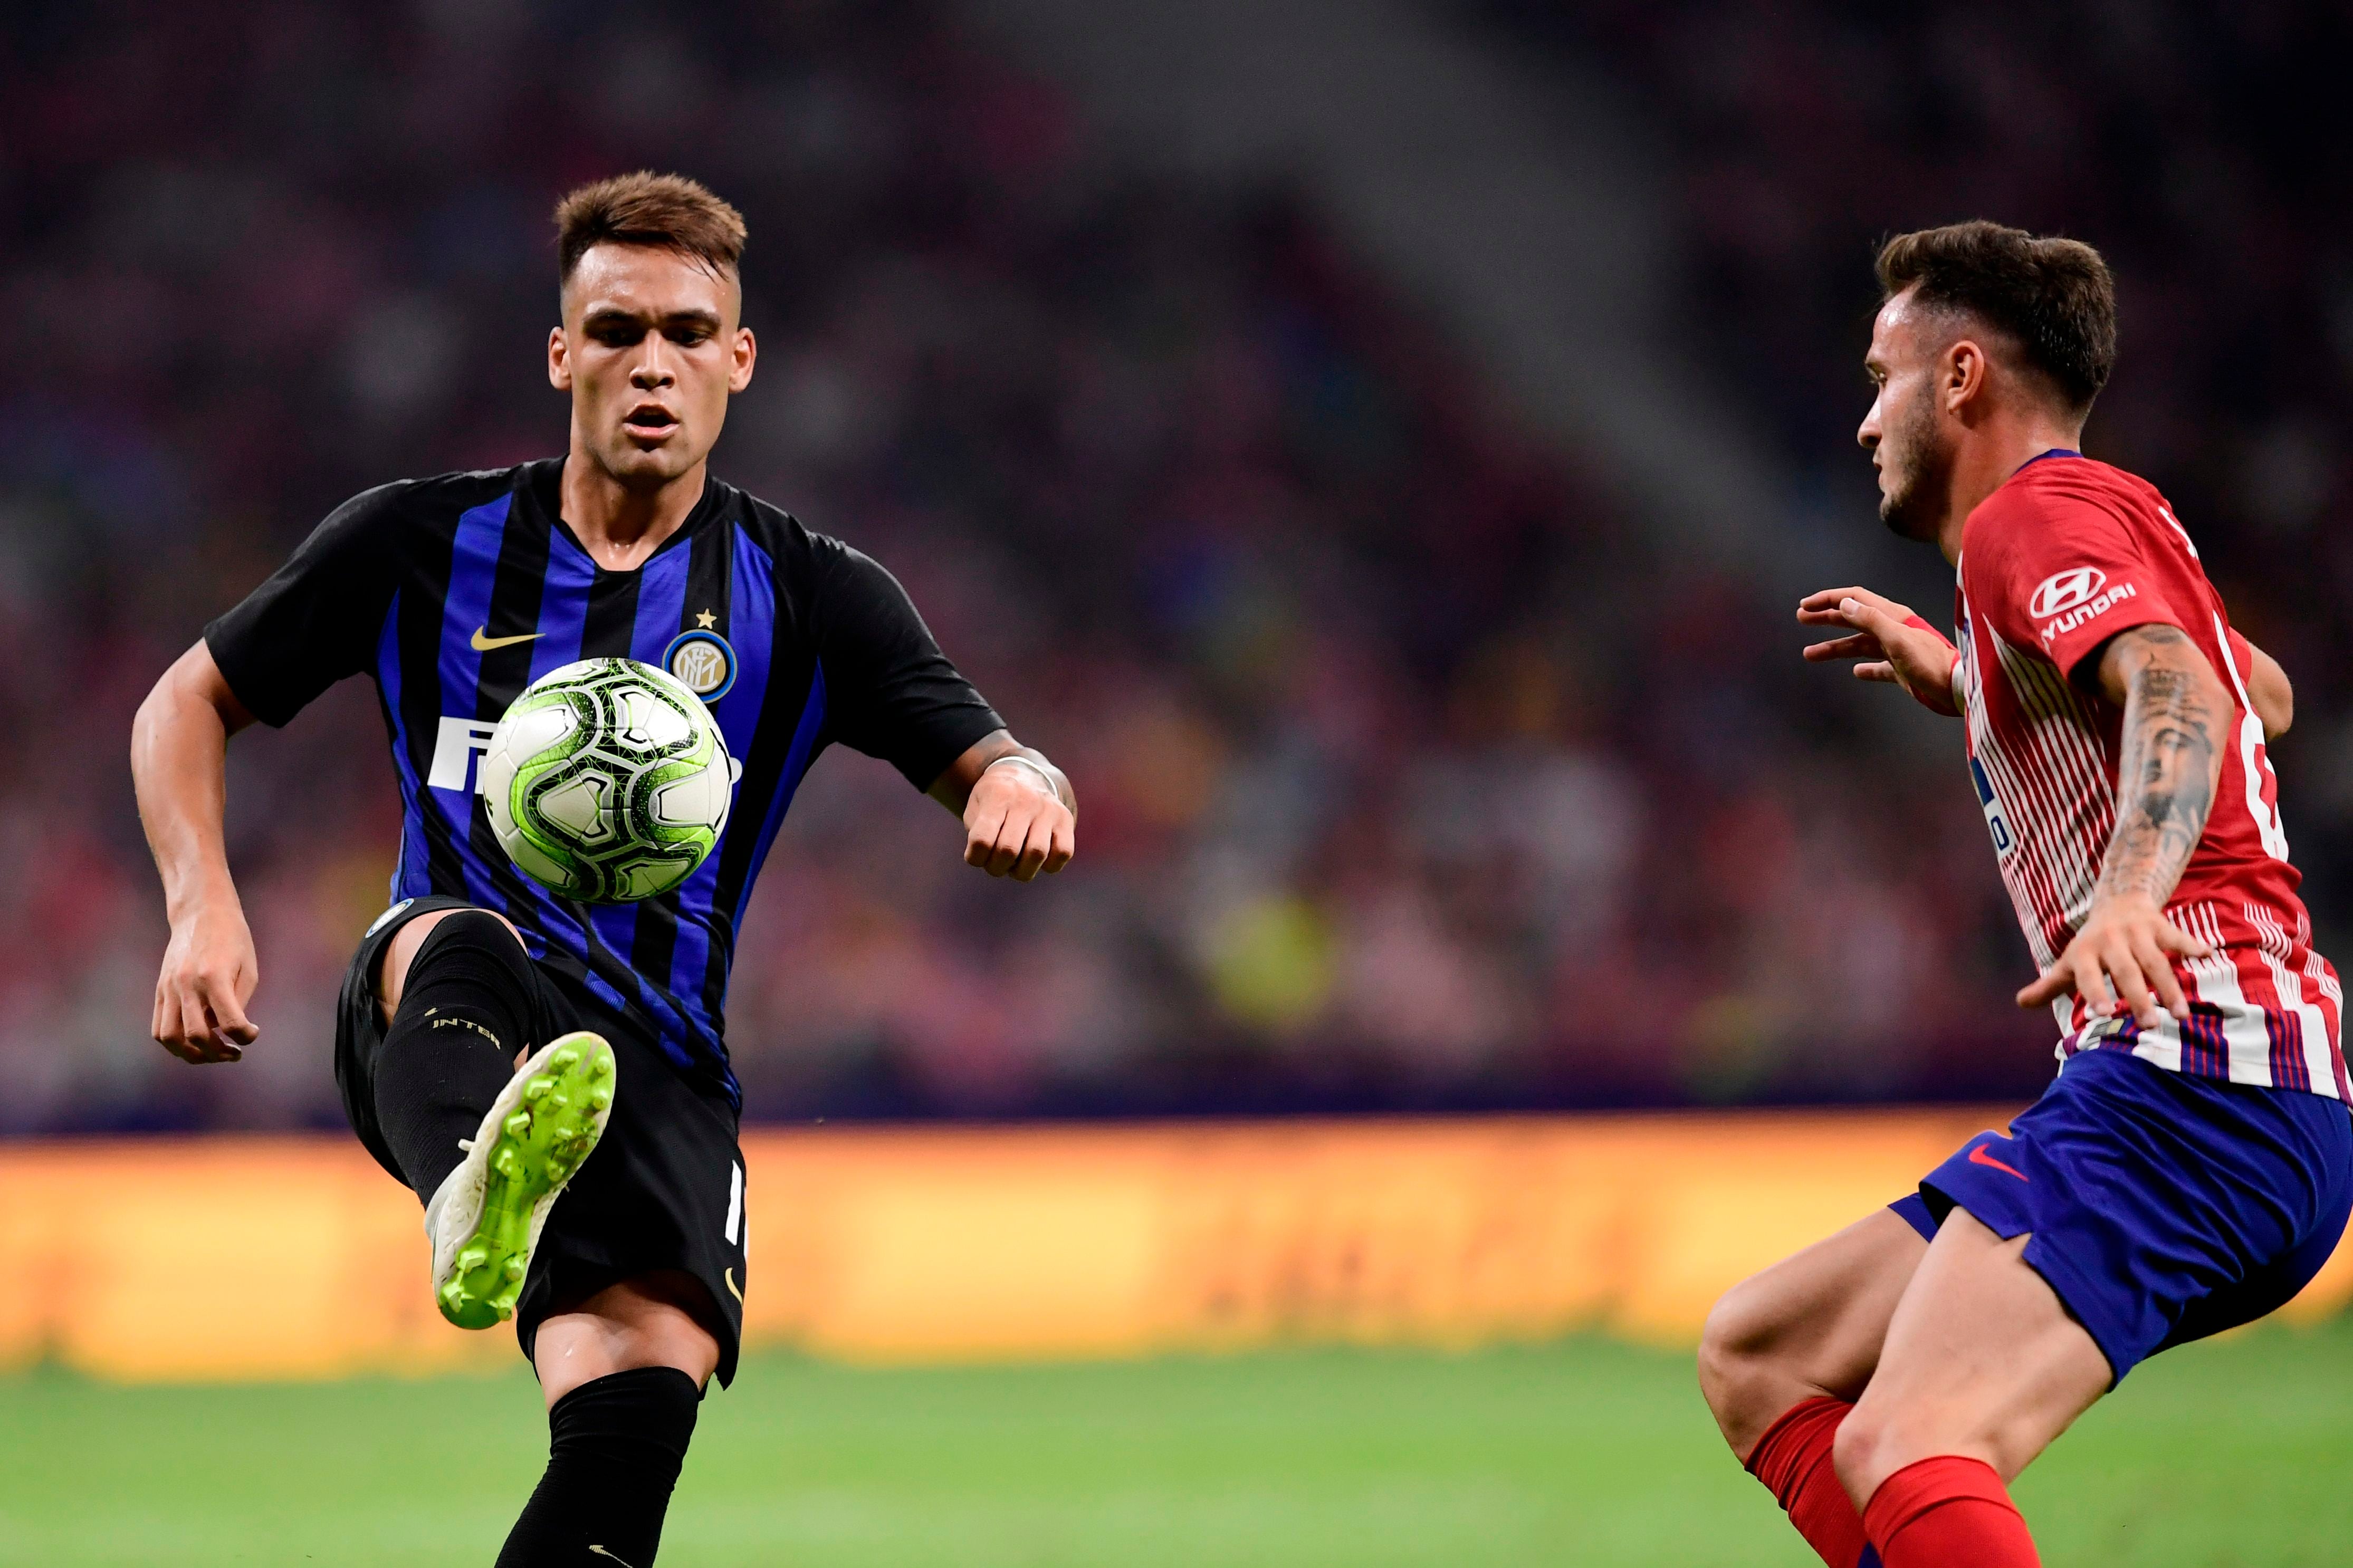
[424,1032,616,1331]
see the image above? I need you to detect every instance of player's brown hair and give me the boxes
[554,171,747,286]
[1876,220,2116,415]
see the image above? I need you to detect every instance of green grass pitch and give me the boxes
[4,1322,2350,1565]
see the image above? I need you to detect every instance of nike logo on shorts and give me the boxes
[1969,1142,2029,1182]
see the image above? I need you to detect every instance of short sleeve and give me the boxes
[814,541,1005,789]
[204,484,402,727]
[1983,487,2188,684]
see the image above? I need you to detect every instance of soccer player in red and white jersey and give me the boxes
[1696,222,2351,1567]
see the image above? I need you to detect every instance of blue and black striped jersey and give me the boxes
[206,459,1002,1103]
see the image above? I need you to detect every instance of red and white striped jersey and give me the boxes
[1953,451,2346,1099]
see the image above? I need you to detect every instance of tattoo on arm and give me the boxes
[2094,626,2222,908]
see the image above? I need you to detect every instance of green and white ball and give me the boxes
[482,657,734,903]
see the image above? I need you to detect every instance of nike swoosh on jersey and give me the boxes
[470,626,547,651]
[1968,1142,2029,1182]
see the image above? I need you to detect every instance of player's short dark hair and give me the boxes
[554,171,747,286]
[1876,220,2116,416]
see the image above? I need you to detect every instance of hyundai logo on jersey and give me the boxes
[2028,565,2107,619]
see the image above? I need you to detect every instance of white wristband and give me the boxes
[985,753,1062,801]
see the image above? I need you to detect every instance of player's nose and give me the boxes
[627,338,677,389]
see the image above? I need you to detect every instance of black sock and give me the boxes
[496,1367,702,1567]
[371,911,536,1205]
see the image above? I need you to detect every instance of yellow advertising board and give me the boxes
[3,1112,2347,1381]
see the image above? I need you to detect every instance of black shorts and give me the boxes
[336,895,750,1386]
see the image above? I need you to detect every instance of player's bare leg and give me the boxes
[1699,1207,1926,1565]
[1700,1207,1926,1458]
[1832,1207,2109,1565]
[534,1269,723,1405]
[496,1272,721,1566]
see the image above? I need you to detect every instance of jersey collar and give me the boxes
[2015,447,2081,472]
[528,458,726,573]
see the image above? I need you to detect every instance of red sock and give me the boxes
[1862,1455,2040,1566]
[1745,1397,1870,1568]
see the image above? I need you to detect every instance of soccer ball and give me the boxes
[481,658,734,903]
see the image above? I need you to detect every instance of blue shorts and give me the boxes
[1889,1047,2353,1384]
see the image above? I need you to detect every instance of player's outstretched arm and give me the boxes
[926,729,1076,883]
[2017,623,2226,1028]
[131,641,261,1064]
[1796,586,1961,717]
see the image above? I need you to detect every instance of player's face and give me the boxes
[550,244,756,491]
[1857,289,1954,544]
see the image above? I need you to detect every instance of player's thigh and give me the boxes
[1835,1206,2109,1501]
[533,1270,723,1407]
[375,905,525,1022]
[1699,1205,1927,1457]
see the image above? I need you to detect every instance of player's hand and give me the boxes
[1798,586,1962,717]
[2015,892,2213,1029]
[962,761,1076,882]
[152,900,259,1064]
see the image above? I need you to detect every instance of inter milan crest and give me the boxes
[662,627,736,701]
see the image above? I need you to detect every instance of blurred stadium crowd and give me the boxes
[3,0,2342,1132]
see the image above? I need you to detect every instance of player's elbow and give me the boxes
[130,668,186,763]
[2251,660,2293,740]
[132,645,245,770]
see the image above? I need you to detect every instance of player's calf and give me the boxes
[364,907,619,1328]
[496,1363,702,1568]
[499,1274,721,1566]
[372,909,542,1205]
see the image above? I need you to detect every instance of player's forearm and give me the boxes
[131,662,243,922]
[2091,628,2224,910]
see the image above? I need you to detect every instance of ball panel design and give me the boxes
[482,656,736,903]
[505,828,576,892]
[653,764,729,829]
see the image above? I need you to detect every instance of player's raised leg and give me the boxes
[1833,1208,2109,1566]
[1699,1205,1927,1567]
[373,907,614,1329]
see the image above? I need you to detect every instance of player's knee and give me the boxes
[535,1274,723,1406]
[1697,1275,1791,1445]
[437,907,528,955]
[379,908,531,1023]
[1830,1399,1907,1507]
[1695,1290,1748,1409]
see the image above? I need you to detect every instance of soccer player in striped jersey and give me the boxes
[1697,221,2349,1567]
[132,172,1077,1565]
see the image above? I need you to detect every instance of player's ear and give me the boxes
[729,328,755,393]
[1944,337,1987,415]
[548,326,572,392]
